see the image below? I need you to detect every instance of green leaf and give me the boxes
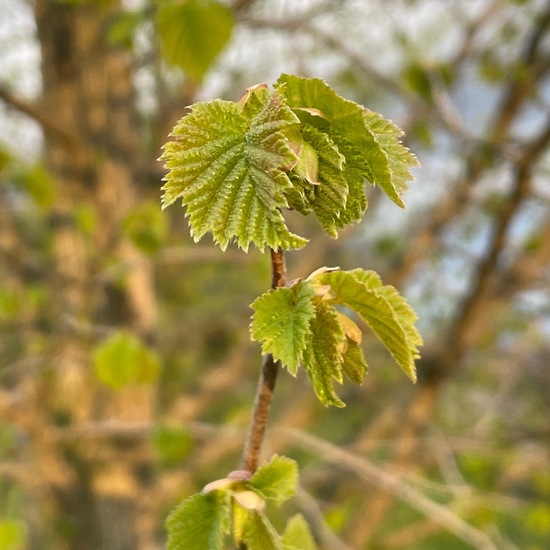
[362,110,419,203]
[162,74,417,250]
[353,270,422,362]
[282,514,317,550]
[156,0,233,81]
[242,511,282,550]
[316,270,419,381]
[276,74,418,210]
[166,491,231,550]
[293,140,319,185]
[232,499,248,545]
[302,302,346,407]
[291,124,348,238]
[249,455,298,505]
[93,332,161,389]
[341,338,368,384]
[250,282,316,375]
[333,136,369,223]
[161,92,308,252]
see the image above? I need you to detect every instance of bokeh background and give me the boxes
[1,0,550,548]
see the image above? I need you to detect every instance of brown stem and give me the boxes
[241,248,286,473]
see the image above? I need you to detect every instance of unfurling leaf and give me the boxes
[241,511,282,550]
[353,269,422,362]
[162,74,418,252]
[249,455,298,505]
[314,269,421,382]
[161,91,307,252]
[341,338,368,384]
[277,74,419,210]
[250,267,420,404]
[166,491,231,550]
[302,301,346,407]
[233,491,266,511]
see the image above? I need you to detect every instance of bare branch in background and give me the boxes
[281,428,499,550]
[0,84,79,148]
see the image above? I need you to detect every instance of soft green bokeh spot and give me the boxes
[156,0,233,81]
[93,332,161,390]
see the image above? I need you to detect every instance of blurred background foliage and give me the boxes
[0,0,549,548]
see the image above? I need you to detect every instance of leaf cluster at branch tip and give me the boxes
[251,268,422,407]
[166,455,303,550]
[160,74,418,252]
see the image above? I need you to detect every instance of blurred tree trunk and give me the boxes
[29,1,157,548]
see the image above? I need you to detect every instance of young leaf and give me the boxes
[166,491,231,550]
[316,270,418,381]
[292,124,348,238]
[333,136,369,224]
[161,93,307,252]
[156,0,233,81]
[276,74,418,210]
[282,514,317,550]
[341,338,368,384]
[249,455,298,505]
[302,302,347,407]
[353,269,422,361]
[232,499,248,546]
[250,282,316,375]
[242,511,282,550]
[363,110,419,201]
[233,490,266,511]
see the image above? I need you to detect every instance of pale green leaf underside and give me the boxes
[166,491,230,550]
[316,270,419,381]
[161,95,307,252]
[250,283,316,375]
[249,455,298,505]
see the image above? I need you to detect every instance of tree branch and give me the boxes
[0,84,79,148]
[282,428,499,550]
